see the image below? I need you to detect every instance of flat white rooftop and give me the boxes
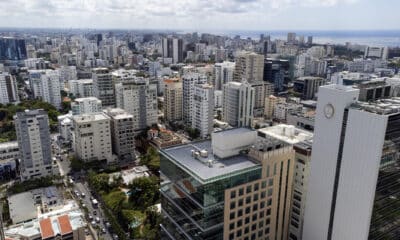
[258,124,313,145]
[162,140,260,184]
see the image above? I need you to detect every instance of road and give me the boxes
[74,182,113,240]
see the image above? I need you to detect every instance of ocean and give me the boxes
[195,30,400,47]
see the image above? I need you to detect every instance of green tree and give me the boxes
[104,190,126,213]
[128,176,160,210]
[88,172,111,193]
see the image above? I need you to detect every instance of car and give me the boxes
[81,192,86,198]
[105,222,111,228]
[88,215,93,220]
[113,234,119,240]
[93,210,97,215]
[82,203,86,208]
[91,220,96,226]
[85,228,90,235]
[95,217,100,223]
[101,228,107,234]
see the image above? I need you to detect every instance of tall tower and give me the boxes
[303,85,400,239]
[222,81,254,127]
[14,109,53,181]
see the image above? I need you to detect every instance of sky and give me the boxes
[0,0,399,31]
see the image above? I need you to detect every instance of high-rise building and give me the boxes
[214,61,235,90]
[161,128,275,240]
[72,113,112,163]
[287,32,297,43]
[182,72,207,125]
[71,97,102,115]
[192,83,214,138]
[303,85,400,239]
[162,37,183,64]
[233,51,264,83]
[14,110,54,181]
[222,81,254,127]
[0,72,19,104]
[104,108,135,162]
[164,78,183,123]
[0,37,27,60]
[251,81,273,117]
[92,68,115,107]
[293,77,326,100]
[68,79,93,98]
[364,46,389,60]
[307,36,313,46]
[115,77,158,132]
[28,70,61,109]
[264,58,290,93]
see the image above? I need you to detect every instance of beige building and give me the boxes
[72,113,112,163]
[234,51,264,83]
[164,78,183,122]
[265,95,286,119]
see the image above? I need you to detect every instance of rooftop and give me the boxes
[352,98,400,115]
[72,112,110,123]
[161,140,260,184]
[257,124,313,145]
[0,141,18,150]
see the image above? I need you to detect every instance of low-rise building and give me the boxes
[148,128,182,148]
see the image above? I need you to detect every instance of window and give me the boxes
[230,202,236,209]
[237,220,243,227]
[268,179,273,186]
[230,212,235,220]
[246,196,251,204]
[231,190,236,199]
[246,185,252,194]
[268,188,273,197]
[254,183,259,191]
[238,198,244,207]
[236,229,242,237]
[252,214,257,221]
[253,193,259,201]
[246,207,251,214]
[262,181,267,189]
[230,223,235,230]
[260,202,265,209]
[245,217,250,224]
[253,204,258,211]
[266,209,271,216]
[239,188,244,196]
[238,209,243,217]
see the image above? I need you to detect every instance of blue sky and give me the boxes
[0,0,399,30]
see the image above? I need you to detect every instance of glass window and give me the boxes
[230,202,236,209]
[230,212,235,220]
[252,214,257,221]
[246,206,251,214]
[238,198,244,207]
[268,188,273,196]
[266,209,271,216]
[261,191,266,199]
[254,183,259,191]
[230,223,235,230]
[260,201,265,209]
[237,220,243,227]
[239,188,244,196]
[244,227,249,234]
[253,193,259,201]
[236,229,242,237]
[231,191,236,198]
[238,209,243,217]
[268,179,273,186]
[245,217,250,224]
[253,204,258,211]
[246,185,252,193]
[261,181,267,189]
[246,196,251,204]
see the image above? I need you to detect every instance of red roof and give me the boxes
[39,218,54,239]
[58,215,73,235]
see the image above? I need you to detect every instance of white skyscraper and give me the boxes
[115,78,158,132]
[214,61,235,90]
[164,78,183,122]
[192,84,214,138]
[71,97,102,115]
[0,71,19,104]
[302,85,400,239]
[222,81,255,127]
[68,79,93,98]
[28,70,61,109]
[182,72,207,125]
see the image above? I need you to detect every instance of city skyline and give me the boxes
[1,0,400,31]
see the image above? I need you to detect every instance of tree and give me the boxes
[104,190,126,213]
[128,176,159,210]
[140,147,160,172]
[186,127,200,140]
[88,172,111,193]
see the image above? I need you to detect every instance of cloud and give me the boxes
[0,0,364,29]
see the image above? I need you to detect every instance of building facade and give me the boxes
[192,84,214,138]
[14,110,54,181]
[182,72,208,125]
[234,52,264,83]
[71,97,102,115]
[92,68,115,107]
[222,81,254,127]
[0,71,19,104]
[72,113,112,163]
[164,78,183,123]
